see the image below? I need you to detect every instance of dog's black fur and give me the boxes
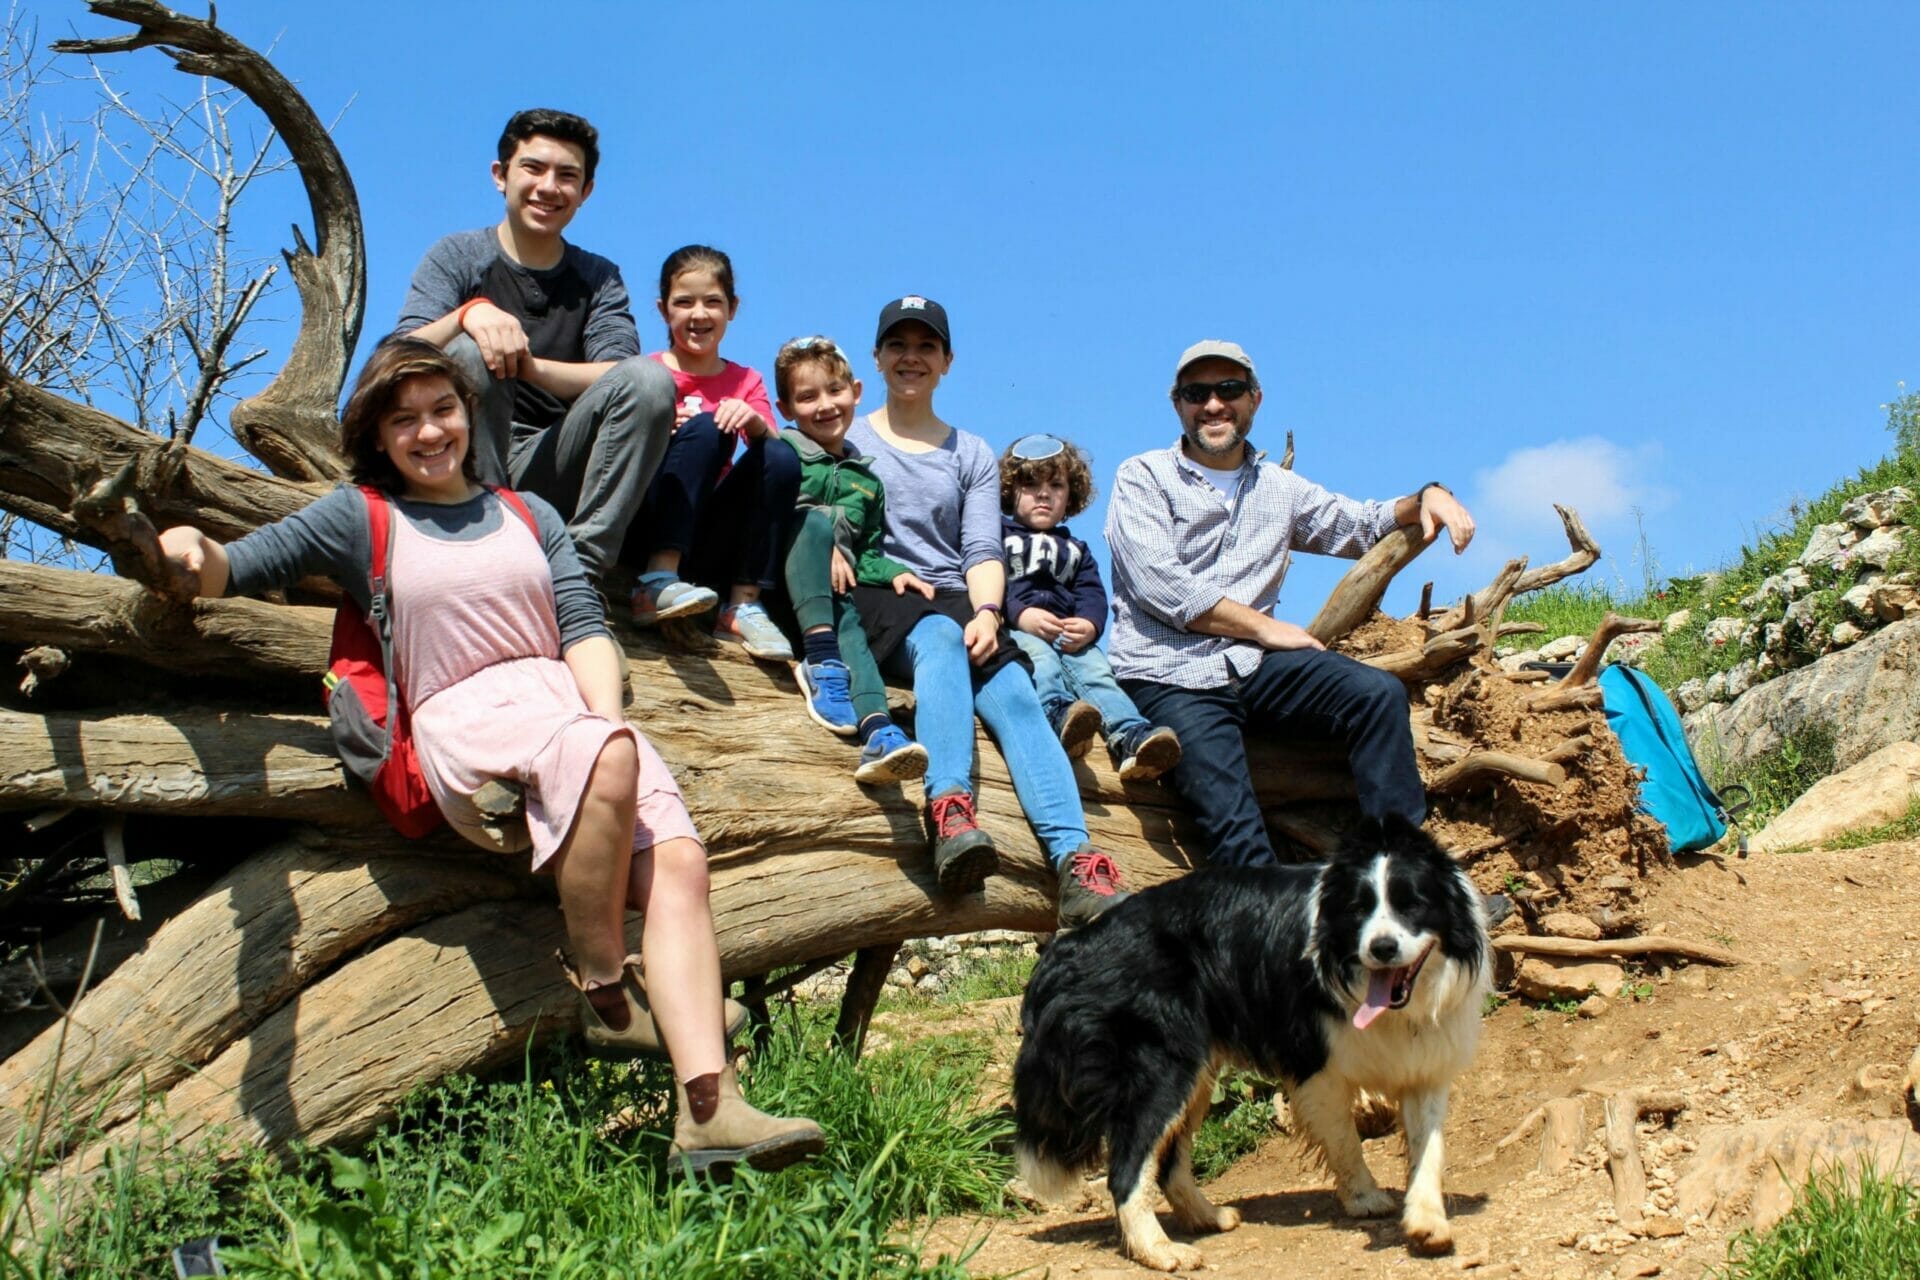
[1013,818,1489,1270]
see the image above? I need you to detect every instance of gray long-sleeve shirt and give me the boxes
[845,416,1003,593]
[224,485,609,651]
[1104,442,1397,688]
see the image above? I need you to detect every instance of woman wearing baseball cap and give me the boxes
[841,296,1126,931]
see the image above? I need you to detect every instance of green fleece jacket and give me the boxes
[778,428,914,587]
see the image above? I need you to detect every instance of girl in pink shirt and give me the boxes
[624,246,800,663]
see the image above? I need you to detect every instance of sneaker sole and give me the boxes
[1058,702,1101,760]
[935,839,999,893]
[1117,730,1182,782]
[854,743,929,786]
[713,630,795,663]
[793,663,859,737]
[633,593,716,627]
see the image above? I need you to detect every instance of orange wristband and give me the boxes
[455,296,492,327]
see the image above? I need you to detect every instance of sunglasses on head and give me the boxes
[1009,433,1066,461]
[782,335,841,356]
[1174,379,1253,406]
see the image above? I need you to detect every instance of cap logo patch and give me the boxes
[900,296,927,309]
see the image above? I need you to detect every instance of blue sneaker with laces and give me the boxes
[855,724,929,786]
[796,659,858,735]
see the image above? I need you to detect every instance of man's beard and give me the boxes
[1183,417,1250,460]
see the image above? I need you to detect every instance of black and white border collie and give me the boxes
[1013,818,1491,1272]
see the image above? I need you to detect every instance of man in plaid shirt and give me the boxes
[1105,340,1477,868]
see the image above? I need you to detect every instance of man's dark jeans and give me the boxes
[1123,647,1423,868]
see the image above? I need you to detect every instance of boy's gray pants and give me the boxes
[446,334,674,580]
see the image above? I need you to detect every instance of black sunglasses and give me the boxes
[1174,379,1253,406]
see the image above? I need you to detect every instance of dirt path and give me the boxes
[921,841,1920,1278]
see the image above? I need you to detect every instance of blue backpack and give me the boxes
[1598,664,1749,855]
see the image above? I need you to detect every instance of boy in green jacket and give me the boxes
[774,336,928,785]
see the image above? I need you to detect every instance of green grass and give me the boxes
[879,945,1037,1016]
[1824,795,1920,850]
[1714,721,1838,831]
[3,1006,1012,1279]
[1190,1072,1281,1184]
[1716,1162,1920,1279]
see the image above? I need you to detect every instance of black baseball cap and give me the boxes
[875,295,951,349]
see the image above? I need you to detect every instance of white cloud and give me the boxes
[1470,436,1672,531]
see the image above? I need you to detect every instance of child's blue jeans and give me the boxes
[896,613,1088,865]
[1009,632,1150,743]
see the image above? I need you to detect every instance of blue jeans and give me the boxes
[1010,633,1150,742]
[1124,647,1423,869]
[623,415,801,591]
[898,614,1088,864]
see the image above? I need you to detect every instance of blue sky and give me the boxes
[23,1,1920,616]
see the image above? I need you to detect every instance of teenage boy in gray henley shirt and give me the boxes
[391,108,673,581]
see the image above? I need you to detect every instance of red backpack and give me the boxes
[322,484,539,836]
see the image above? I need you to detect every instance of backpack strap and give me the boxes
[488,485,540,539]
[357,484,401,758]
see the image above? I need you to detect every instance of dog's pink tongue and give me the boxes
[1354,969,1396,1030]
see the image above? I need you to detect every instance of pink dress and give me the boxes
[388,503,696,866]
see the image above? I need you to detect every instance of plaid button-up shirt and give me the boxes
[1105,442,1398,688]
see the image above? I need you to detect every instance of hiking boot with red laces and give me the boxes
[924,788,998,892]
[1056,844,1131,930]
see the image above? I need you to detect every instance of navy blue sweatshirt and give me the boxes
[1001,515,1109,639]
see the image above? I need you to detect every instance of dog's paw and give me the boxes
[1402,1203,1454,1255]
[1171,1202,1241,1235]
[1131,1240,1206,1272]
[1339,1187,1397,1218]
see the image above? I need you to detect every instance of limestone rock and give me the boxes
[1797,521,1858,569]
[1539,634,1584,662]
[1832,621,1865,647]
[1687,619,1920,776]
[1749,741,1920,852]
[1839,486,1912,530]
[1703,617,1742,647]
[1676,1118,1920,1233]
[1662,608,1693,635]
[1541,911,1604,940]
[1841,582,1878,621]
[1871,583,1919,622]
[1674,678,1707,712]
[1849,526,1909,570]
[1516,956,1626,1002]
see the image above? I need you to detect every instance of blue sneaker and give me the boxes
[795,659,858,735]
[854,724,929,786]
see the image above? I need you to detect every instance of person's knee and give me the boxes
[758,436,801,492]
[1355,663,1411,720]
[590,734,640,807]
[595,354,675,410]
[650,836,711,896]
[443,332,491,385]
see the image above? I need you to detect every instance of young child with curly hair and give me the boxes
[1000,434,1181,781]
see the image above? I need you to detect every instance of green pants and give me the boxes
[784,508,891,724]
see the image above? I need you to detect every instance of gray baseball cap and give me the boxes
[1174,339,1257,381]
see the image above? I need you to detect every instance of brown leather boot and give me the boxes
[558,951,750,1059]
[668,1061,825,1175]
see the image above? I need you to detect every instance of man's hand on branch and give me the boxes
[1418,484,1476,554]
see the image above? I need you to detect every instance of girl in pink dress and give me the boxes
[157,338,821,1175]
